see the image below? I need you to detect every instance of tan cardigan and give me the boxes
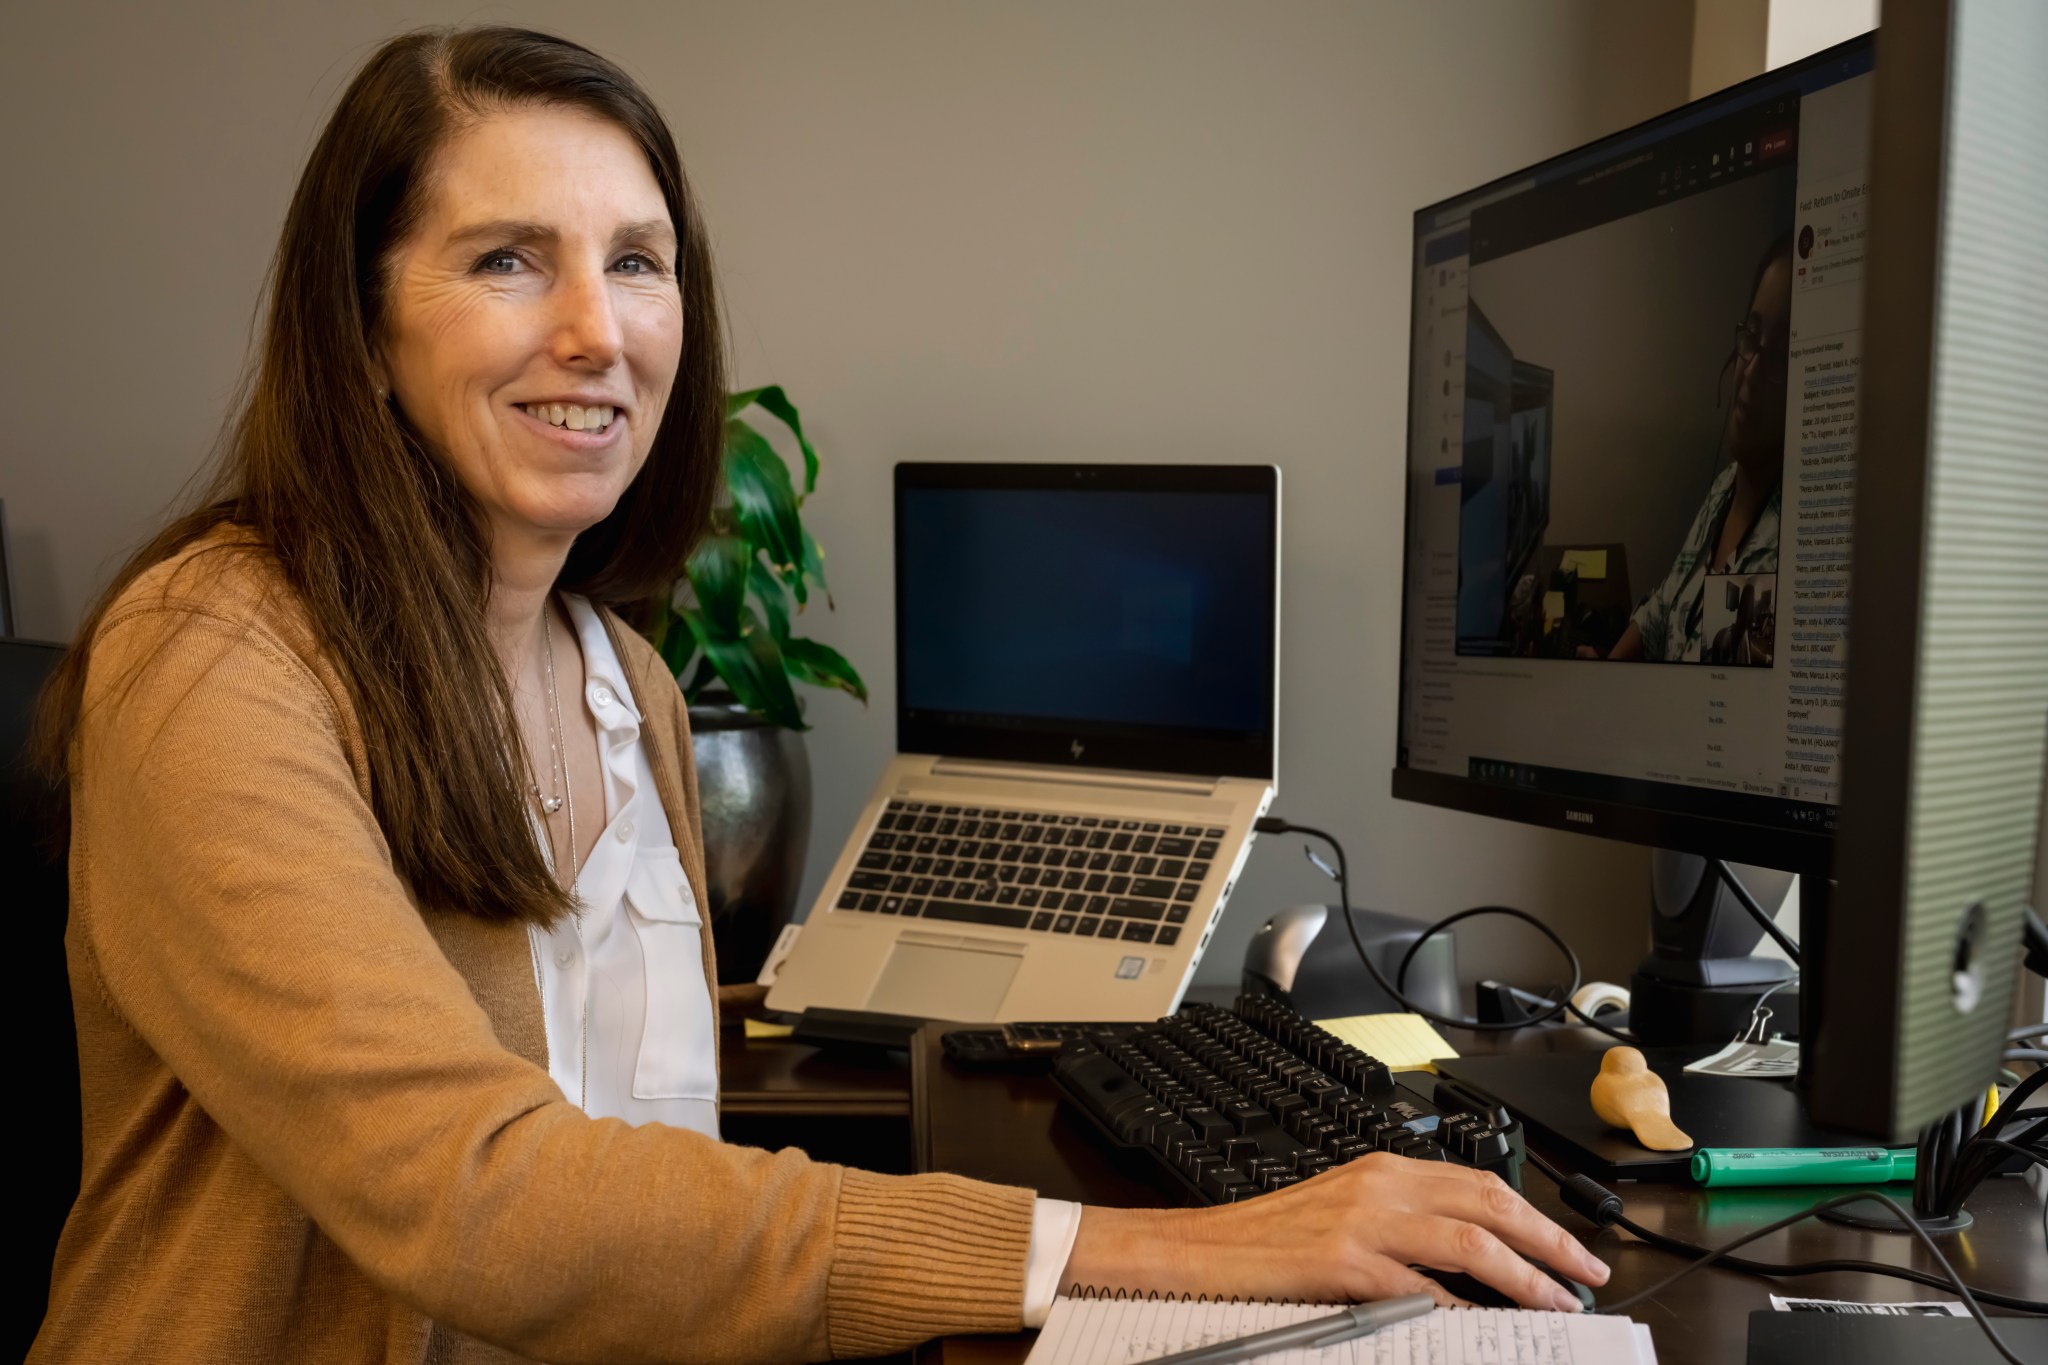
[32,535,1036,1364]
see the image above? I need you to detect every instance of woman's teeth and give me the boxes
[523,402,617,432]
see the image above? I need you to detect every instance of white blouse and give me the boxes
[528,596,1080,1320]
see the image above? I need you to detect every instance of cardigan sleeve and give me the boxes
[70,599,1034,1364]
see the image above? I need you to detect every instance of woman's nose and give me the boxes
[552,270,625,369]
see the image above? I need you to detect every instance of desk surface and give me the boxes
[718,1025,909,1117]
[909,1023,2047,1365]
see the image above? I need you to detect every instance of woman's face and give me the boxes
[377,106,683,560]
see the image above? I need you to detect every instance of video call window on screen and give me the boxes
[1452,98,1799,669]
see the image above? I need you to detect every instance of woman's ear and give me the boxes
[368,353,391,404]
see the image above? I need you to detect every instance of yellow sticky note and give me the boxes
[743,1017,796,1040]
[1542,590,1566,630]
[1314,1012,1460,1073]
[1558,548,1609,580]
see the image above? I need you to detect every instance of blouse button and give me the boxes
[616,819,635,843]
[590,684,614,708]
[554,944,574,967]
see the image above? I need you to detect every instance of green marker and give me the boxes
[1692,1147,1918,1187]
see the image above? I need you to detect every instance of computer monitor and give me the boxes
[1396,36,1873,875]
[1395,11,2046,1151]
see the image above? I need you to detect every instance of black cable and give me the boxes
[1254,818,1582,1033]
[1706,857,1800,963]
[2006,1049,2048,1065]
[2011,1023,2048,1044]
[1593,1191,2028,1364]
[1522,1149,2048,1316]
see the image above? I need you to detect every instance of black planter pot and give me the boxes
[687,697,813,985]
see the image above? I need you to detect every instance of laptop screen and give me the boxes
[895,464,1278,779]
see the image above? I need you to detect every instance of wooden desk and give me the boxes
[910,1025,2048,1365]
[720,1025,913,1173]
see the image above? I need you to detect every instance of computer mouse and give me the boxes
[1416,1260,1598,1312]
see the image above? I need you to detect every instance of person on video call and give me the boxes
[1590,233,1792,662]
[31,26,1607,1363]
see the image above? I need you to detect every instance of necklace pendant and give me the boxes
[540,794,565,815]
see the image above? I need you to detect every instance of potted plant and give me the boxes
[644,387,867,983]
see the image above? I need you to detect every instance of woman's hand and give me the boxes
[1059,1153,1608,1312]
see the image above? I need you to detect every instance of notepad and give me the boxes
[1558,548,1609,580]
[1027,1297,1657,1365]
[1315,1012,1460,1073]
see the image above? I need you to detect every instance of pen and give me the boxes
[1135,1294,1437,1365]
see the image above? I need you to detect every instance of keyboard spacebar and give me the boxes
[921,900,1033,929]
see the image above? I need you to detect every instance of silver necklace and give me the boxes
[527,603,588,1111]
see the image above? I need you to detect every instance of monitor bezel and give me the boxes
[1389,33,1876,874]
[894,461,1279,780]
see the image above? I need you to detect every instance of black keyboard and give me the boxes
[832,799,1230,945]
[1052,997,1526,1202]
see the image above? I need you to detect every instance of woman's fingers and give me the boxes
[1357,1258,1470,1310]
[1402,1214,1585,1312]
[1384,1160,1610,1288]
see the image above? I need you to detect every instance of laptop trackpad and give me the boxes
[866,942,1021,1022]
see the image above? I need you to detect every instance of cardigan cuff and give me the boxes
[825,1167,1037,1357]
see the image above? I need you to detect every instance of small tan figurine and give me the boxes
[1589,1047,1694,1151]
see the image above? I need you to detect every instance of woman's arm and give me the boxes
[72,603,1032,1364]
[1063,1156,1606,1311]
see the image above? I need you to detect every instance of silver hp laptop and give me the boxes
[767,462,1280,1023]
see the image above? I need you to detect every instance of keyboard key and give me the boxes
[1166,904,1190,923]
[900,899,925,917]
[973,883,998,903]
[1162,825,1183,835]
[848,871,891,891]
[837,889,861,909]
[1156,859,1186,879]
[870,832,898,850]
[1188,861,1212,880]
[859,893,882,912]
[936,818,958,836]
[1053,914,1078,933]
[1121,922,1157,943]
[1134,856,1158,876]
[1063,871,1086,891]
[1080,817,1100,827]
[1107,876,1132,896]
[997,886,1021,905]
[923,900,1032,930]
[1073,917,1099,937]
[1207,827,1227,838]
[1060,815,1079,826]
[998,865,1020,883]
[1111,854,1134,874]
[1173,883,1199,902]
[1157,926,1181,945]
[1132,835,1156,854]
[1030,911,1054,931]
[911,857,933,875]
[915,816,938,833]
[911,877,934,896]
[916,836,939,854]
[1156,836,1195,857]
[1086,895,1110,915]
[1085,873,1108,893]
[1087,829,1111,849]
[1020,888,1043,908]
[1111,898,1167,921]
[891,854,914,872]
[880,896,904,915]
[890,875,915,893]
[1130,878,1177,900]
[1109,832,1132,851]
[1088,851,1112,871]
[1042,891,1065,910]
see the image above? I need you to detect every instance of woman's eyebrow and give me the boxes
[445,219,556,251]
[612,219,677,251]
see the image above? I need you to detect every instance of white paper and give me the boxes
[1769,1294,1967,1316]
[1025,1298,1656,1365]
[1683,1037,1800,1078]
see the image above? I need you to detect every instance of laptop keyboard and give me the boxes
[833,800,1229,946]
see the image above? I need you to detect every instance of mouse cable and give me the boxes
[1253,817,1584,1034]
[1523,1148,2048,1319]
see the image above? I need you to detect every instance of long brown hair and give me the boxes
[37,26,724,925]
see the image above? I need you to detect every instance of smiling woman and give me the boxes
[27,24,1606,1365]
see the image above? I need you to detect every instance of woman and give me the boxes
[1597,234,1792,663]
[32,27,1606,1363]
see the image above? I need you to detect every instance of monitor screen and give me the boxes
[896,464,1278,779]
[1395,37,1874,862]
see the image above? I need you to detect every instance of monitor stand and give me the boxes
[1628,852,1796,1046]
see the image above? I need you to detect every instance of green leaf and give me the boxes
[725,387,767,418]
[794,527,834,609]
[723,419,807,605]
[781,636,868,704]
[749,557,791,641]
[684,533,750,633]
[679,606,806,730]
[749,386,819,496]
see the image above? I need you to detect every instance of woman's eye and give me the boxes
[475,250,521,274]
[615,252,665,276]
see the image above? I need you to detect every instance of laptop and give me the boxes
[766,462,1280,1024]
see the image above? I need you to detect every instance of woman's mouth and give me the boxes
[520,401,617,434]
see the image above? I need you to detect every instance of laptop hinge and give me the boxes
[929,758,1220,797]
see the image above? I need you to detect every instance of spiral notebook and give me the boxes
[1027,1293,1657,1365]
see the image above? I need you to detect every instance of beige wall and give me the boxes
[0,1,1695,990]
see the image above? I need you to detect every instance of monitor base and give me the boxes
[1818,1197,1973,1236]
